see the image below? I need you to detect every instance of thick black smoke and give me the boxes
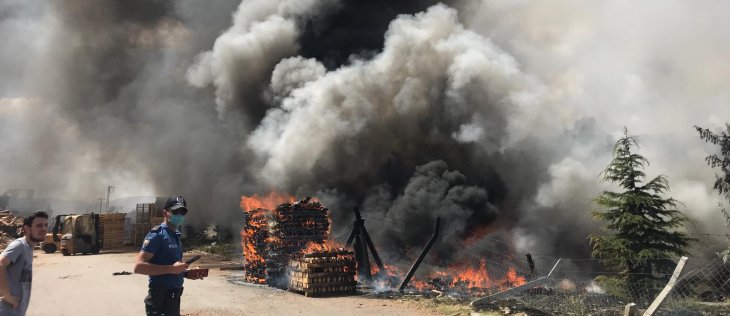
[299,0,452,69]
[2,0,730,267]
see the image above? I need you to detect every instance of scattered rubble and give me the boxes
[0,210,23,249]
[472,299,553,316]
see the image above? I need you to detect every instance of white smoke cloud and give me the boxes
[0,98,155,199]
[455,0,730,252]
[242,1,730,258]
[248,5,536,186]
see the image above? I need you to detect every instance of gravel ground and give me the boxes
[27,249,437,316]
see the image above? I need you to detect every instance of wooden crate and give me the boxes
[134,223,149,246]
[133,202,167,246]
[99,213,126,249]
[150,216,164,227]
[288,250,356,297]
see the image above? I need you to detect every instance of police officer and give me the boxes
[133,196,205,316]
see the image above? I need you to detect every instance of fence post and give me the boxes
[624,303,637,316]
[643,256,688,316]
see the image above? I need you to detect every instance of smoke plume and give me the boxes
[1,0,729,264]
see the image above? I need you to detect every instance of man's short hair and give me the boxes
[24,211,49,227]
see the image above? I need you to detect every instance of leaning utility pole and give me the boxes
[105,186,114,212]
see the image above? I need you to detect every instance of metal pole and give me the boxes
[353,223,371,282]
[359,229,371,282]
[346,220,358,246]
[351,207,386,274]
[98,198,104,213]
[398,217,441,292]
[361,226,386,274]
[105,186,114,211]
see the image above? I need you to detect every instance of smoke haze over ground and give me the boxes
[1,0,729,262]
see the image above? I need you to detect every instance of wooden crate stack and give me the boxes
[242,208,270,284]
[242,198,330,287]
[135,203,153,245]
[134,203,165,245]
[99,213,126,249]
[265,198,329,287]
[288,249,356,297]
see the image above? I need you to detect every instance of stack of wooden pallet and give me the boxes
[288,250,356,297]
[134,203,166,246]
[242,208,270,284]
[134,203,154,245]
[99,213,126,249]
[265,198,329,287]
[242,198,330,287]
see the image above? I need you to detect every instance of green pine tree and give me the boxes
[590,129,693,291]
[695,124,730,262]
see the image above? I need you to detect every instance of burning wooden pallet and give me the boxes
[242,207,269,284]
[288,250,356,297]
[242,198,330,287]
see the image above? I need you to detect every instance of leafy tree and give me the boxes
[696,124,730,262]
[590,129,693,289]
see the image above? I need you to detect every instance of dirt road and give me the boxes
[27,249,437,316]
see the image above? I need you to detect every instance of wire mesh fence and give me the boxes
[659,258,730,315]
[340,214,730,314]
[467,255,730,315]
[463,256,654,315]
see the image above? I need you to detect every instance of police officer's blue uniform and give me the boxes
[141,222,184,315]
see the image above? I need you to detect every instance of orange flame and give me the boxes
[240,208,270,283]
[505,267,526,286]
[425,259,526,291]
[410,279,430,290]
[303,240,345,253]
[240,191,296,211]
[450,259,493,288]
[241,193,331,284]
[371,264,401,277]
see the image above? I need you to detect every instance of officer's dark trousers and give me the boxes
[144,287,183,316]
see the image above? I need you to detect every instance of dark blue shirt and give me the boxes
[141,223,184,289]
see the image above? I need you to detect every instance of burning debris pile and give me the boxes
[427,259,527,296]
[239,194,530,299]
[241,195,330,288]
[289,249,356,297]
[0,211,23,249]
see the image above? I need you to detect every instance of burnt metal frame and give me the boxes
[346,207,386,282]
[398,217,441,292]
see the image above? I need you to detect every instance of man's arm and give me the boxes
[133,252,188,276]
[0,255,19,309]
